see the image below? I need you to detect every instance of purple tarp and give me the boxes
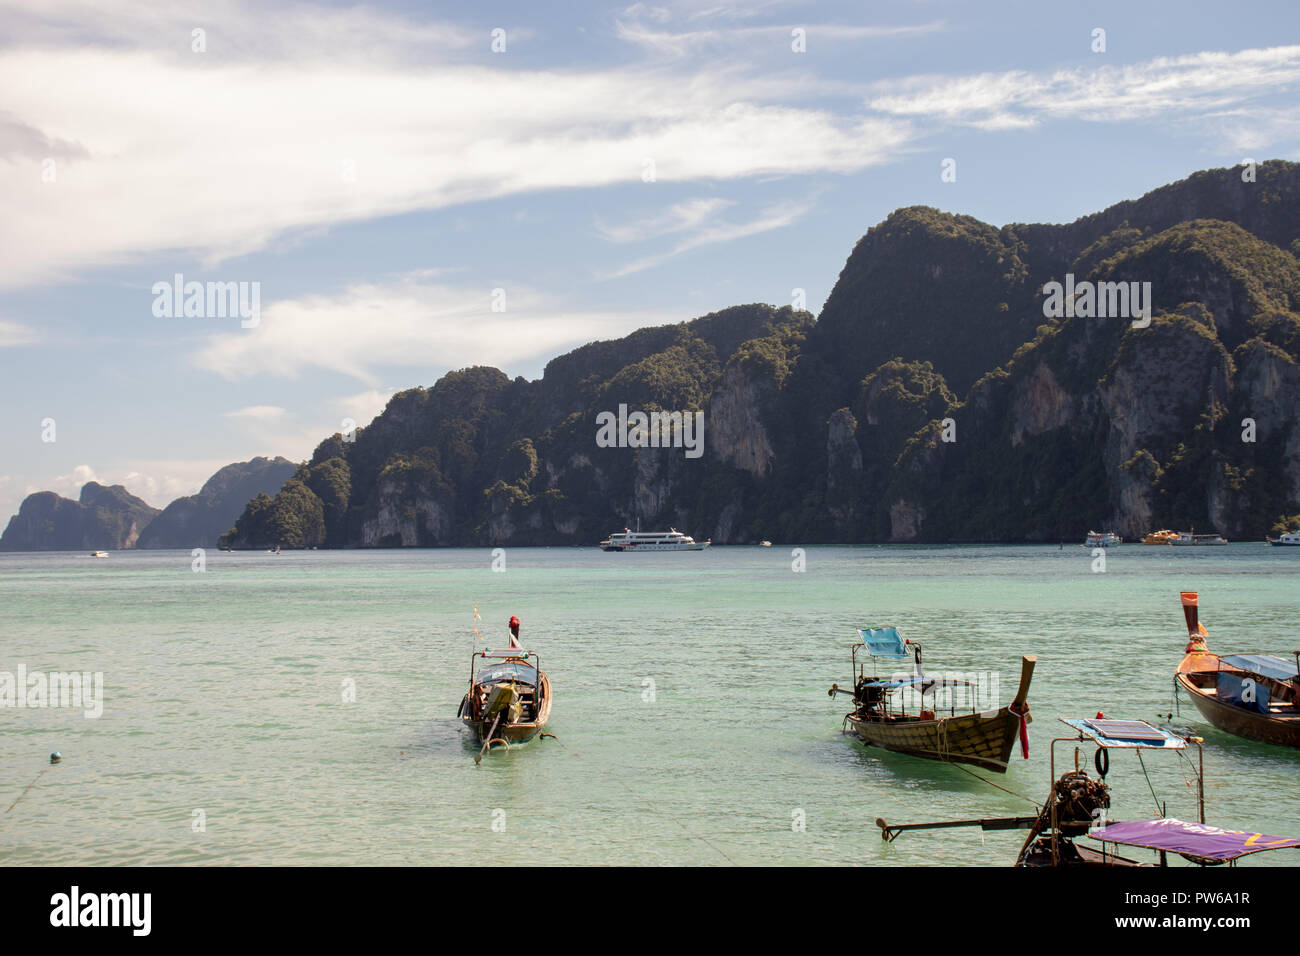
[1088,818,1300,861]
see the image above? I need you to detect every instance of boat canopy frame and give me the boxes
[1045,717,1204,867]
[468,649,542,690]
[846,628,988,721]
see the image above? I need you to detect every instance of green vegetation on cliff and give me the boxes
[220,162,1300,547]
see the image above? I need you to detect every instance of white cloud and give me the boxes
[47,464,100,497]
[0,1,911,289]
[867,46,1300,136]
[225,405,290,421]
[1196,108,1300,153]
[330,389,396,431]
[595,198,734,243]
[27,460,230,508]
[191,275,682,384]
[0,0,479,65]
[0,320,39,347]
[615,18,945,58]
[602,197,812,277]
[2,3,1296,293]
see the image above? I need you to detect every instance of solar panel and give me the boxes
[1083,719,1169,742]
[1060,717,1187,748]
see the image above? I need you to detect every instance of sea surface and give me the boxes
[1,544,1298,867]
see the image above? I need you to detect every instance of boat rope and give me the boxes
[950,762,1041,809]
[1172,748,1202,797]
[543,735,740,866]
[1135,750,1164,817]
[4,767,48,816]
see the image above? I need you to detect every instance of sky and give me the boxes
[1,0,1299,521]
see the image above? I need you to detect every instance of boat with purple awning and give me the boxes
[1088,818,1300,865]
[877,715,1300,867]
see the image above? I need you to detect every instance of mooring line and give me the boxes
[4,768,48,815]
[950,762,1041,809]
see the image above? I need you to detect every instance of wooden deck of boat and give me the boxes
[463,672,553,745]
[1176,672,1300,748]
[845,654,1035,774]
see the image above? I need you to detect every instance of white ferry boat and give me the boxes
[1266,531,1300,547]
[1170,531,1228,546]
[1084,531,1121,547]
[598,528,710,552]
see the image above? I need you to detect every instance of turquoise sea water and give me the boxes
[1,544,1297,866]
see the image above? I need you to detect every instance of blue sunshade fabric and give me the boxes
[480,662,538,684]
[861,676,925,689]
[1216,672,1271,713]
[860,676,973,690]
[1221,654,1298,683]
[859,627,908,657]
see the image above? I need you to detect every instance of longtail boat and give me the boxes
[1174,591,1300,748]
[458,647,552,762]
[827,626,1035,774]
[879,716,1300,867]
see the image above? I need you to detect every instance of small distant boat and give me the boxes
[878,716,1300,867]
[827,626,1036,774]
[458,647,552,760]
[1174,591,1300,748]
[1084,531,1121,547]
[1141,530,1178,545]
[759,540,772,548]
[89,551,108,558]
[266,545,281,554]
[1170,531,1228,546]
[1266,531,1300,547]
[598,528,710,551]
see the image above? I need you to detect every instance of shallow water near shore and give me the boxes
[1,543,1298,866]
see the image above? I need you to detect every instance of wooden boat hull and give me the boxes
[1175,669,1300,748]
[461,673,552,746]
[1017,837,1146,867]
[845,655,1036,774]
[1173,594,1300,749]
[848,704,1028,774]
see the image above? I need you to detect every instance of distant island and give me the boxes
[0,458,296,551]
[7,162,1300,550]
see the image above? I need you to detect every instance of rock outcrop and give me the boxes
[135,457,297,549]
[204,161,1300,545]
[0,482,160,551]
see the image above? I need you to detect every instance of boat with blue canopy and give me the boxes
[827,626,1036,774]
[458,647,552,762]
[1174,591,1300,748]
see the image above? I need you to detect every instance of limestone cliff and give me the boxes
[214,161,1300,546]
[0,482,160,551]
